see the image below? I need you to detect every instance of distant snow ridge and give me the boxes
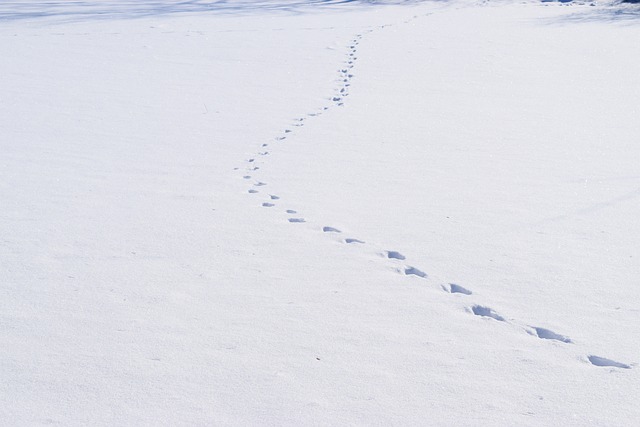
[0,0,428,22]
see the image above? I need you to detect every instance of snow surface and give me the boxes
[1,0,639,425]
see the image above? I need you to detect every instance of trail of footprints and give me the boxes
[235,26,632,371]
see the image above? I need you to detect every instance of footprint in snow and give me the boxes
[286,209,297,214]
[405,267,427,278]
[248,189,258,194]
[444,283,472,295]
[322,226,341,233]
[345,238,365,244]
[270,195,280,200]
[531,327,572,343]
[387,251,405,260]
[588,355,631,369]
[289,218,305,223]
[262,203,275,208]
[254,182,267,187]
[471,305,505,321]
[243,176,251,179]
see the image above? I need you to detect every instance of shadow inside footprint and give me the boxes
[533,327,572,343]
[588,355,631,369]
[288,218,305,223]
[471,305,505,322]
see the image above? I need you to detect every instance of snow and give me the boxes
[1,0,639,425]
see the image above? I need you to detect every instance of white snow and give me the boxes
[1,0,639,425]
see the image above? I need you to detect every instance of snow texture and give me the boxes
[1,0,639,425]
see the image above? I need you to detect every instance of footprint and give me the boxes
[387,251,405,260]
[262,143,268,147]
[247,158,255,163]
[332,97,342,102]
[288,218,305,223]
[447,283,472,295]
[259,151,269,156]
[270,195,280,200]
[248,189,258,194]
[404,267,427,278]
[243,176,251,179]
[532,327,572,343]
[276,136,286,140]
[262,203,275,207]
[345,238,365,244]
[285,129,292,133]
[588,355,631,369]
[254,182,267,187]
[322,226,341,233]
[471,305,505,321]
[286,209,297,214]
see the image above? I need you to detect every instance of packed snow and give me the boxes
[1,0,639,425]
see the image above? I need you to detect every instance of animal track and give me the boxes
[404,267,426,278]
[588,355,630,369]
[532,327,572,343]
[387,251,405,260]
[447,283,472,295]
[233,15,627,374]
[345,238,364,244]
[471,305,505,322]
